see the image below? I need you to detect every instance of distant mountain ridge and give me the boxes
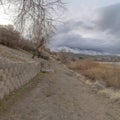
[51,46,115,56]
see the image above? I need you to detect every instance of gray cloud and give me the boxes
[57,20,94,34]
[52,32,116,53]
[96,3,120,37]
[50,3,120,54]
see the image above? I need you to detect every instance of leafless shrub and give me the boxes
[0,25,36,52]
[18,38,36,52]
[0,25,21,48]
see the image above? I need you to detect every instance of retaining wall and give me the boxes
[0,61,42,100]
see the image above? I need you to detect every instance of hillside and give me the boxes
[0,44,34,63]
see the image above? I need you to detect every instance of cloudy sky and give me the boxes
[1,1,120,55]
[50,0,120,55]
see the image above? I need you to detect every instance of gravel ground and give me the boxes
[0,59,120,120]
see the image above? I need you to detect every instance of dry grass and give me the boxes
[67,59,120,88]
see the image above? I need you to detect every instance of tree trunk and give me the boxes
[32,38,45,59]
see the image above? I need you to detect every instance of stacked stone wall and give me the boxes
[0,62,41,99]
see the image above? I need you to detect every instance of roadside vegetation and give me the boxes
[68,60,120,88]
[0,25,35,52]
[59,54,120,88]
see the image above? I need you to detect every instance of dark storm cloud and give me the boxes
[52,28,115,53]
[96,3,120,37]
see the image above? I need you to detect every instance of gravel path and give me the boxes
[0,59,120,120]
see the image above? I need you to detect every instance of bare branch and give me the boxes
[0,0,65,58]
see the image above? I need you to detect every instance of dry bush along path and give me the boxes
[0,59,120,120]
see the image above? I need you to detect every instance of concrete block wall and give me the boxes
[0,62,41,100]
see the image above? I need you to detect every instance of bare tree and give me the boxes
[0,0,64,58]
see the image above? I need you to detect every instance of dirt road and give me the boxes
[0,59,120,120]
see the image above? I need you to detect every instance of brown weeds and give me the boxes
[67,59,120,88]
